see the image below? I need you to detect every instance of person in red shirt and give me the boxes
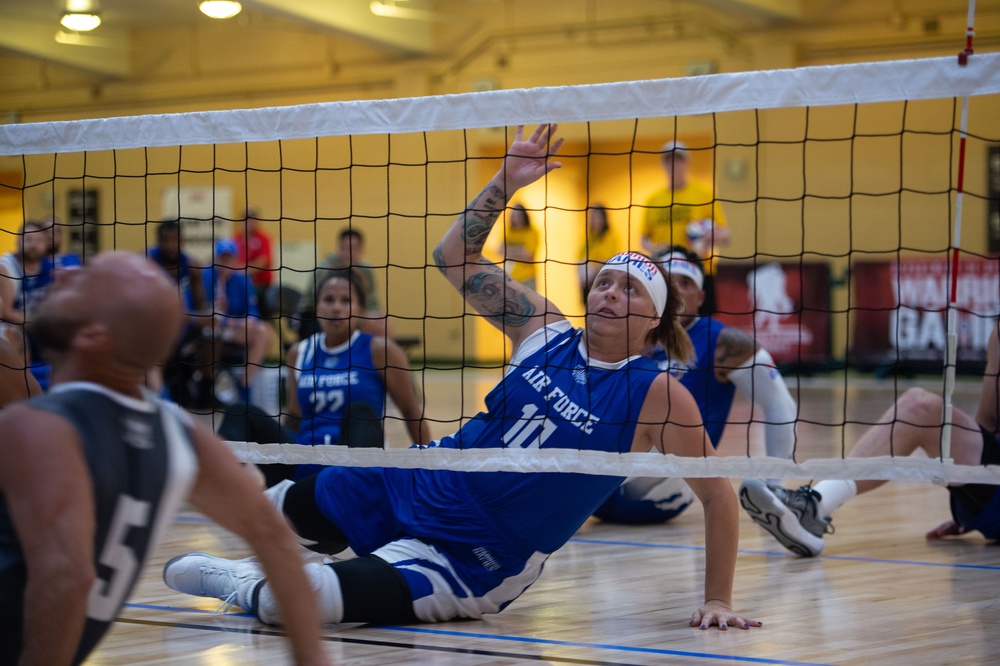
[233,207,274,317]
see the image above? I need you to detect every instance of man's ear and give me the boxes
[73,322,112,352]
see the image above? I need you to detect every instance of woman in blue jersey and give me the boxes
[595,248,797,524]
[282,269,430,479]
[165,125,760,633]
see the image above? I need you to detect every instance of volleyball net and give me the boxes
[2,52,1000,484]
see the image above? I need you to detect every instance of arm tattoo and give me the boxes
[462,183,506,255]
[464,265,536,328]
[432,245,446,275]
[716,326,757,371]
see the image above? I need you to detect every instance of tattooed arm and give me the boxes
[712,326,758,383]
[434,125,565,349]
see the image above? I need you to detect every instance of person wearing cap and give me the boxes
[202,238,274,403]
[232,207,274,318]
[594,247,797,524]
[164,124,761,633]
[641,140,730,315]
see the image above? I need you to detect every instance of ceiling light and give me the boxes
[199,1,242,20]
[60,12,101,31]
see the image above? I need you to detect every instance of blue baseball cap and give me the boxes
[215,238,238,256]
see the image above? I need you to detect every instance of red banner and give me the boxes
[851,256,999,367]
[713,262,831,365]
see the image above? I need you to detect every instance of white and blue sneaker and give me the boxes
[163,552,266,615]
[739,479,834,557]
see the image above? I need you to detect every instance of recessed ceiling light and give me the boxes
[60,12,102,32]
[199,1,242,20]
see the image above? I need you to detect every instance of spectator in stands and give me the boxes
[281,269,430,480]
[594,248,796,524]
[740,318,1000,557]
[500,203,539,290]
[305,228,389,340]
[148,220,214,408]
[642,140,729,315]
[232,207,274,317]
[578,204,622,304]
[0,221,56,390]
[203,239,274,404]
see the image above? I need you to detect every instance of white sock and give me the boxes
[813,479,857,520]
[255,562,345,625]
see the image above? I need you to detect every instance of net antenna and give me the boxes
[941,0,979,469]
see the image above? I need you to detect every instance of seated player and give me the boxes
[280,269,429,480]
[740,318,1000,557]
[594,248,797,524]
[0,252,330,665]
[162,124,760,632]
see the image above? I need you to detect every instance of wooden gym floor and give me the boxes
[85,373,999,665]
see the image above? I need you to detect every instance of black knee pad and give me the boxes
[331,555,418,625]
[284,475,350,554]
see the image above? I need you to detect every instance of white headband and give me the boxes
[596,252,668,317]
[658,251,704,290]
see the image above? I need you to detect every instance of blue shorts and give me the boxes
[948,427,1000,540]
[313,465,548,619]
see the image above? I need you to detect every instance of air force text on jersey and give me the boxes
[297,369,361,389]
[521,366,600,435]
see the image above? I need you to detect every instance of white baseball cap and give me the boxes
[660,140,689,161]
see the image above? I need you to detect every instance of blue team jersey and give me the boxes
[292,330,385,479]
[593,317,734,525]
[650,316,735,448]
[149,248,197,313]
[54,253,82,271]
[0,253,55,390]
[314,321,661,613]
[0,253,54,316]
[202,268,259,319]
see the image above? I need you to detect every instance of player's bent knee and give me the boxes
[281,475,352,554]
[331,555,418,624]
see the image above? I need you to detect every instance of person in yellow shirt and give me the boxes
[642,140,729,314]
[578,204,622,303]
[502,203,540,289]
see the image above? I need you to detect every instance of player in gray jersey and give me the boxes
[0,252,331,666]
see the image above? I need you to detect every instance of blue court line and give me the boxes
[568,537,1000,571]
[123,602,824,666]
[384,625,828,665]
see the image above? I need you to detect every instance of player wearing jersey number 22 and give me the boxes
[163,125,761,633]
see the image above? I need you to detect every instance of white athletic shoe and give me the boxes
[163,552,266,614]
[739,479,833,557]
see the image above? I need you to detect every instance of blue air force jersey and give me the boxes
[651,316,735,448]
[317,321,661,559]
[0,383,198,664]
[293,330,385,446]
[149,247,198,314]
[0,253,54,317]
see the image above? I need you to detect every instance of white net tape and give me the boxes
[3,54,999,155]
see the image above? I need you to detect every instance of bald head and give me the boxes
[32,251,184,373]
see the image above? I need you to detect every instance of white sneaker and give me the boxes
[739,479,834,557]
[163,552,266,614]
